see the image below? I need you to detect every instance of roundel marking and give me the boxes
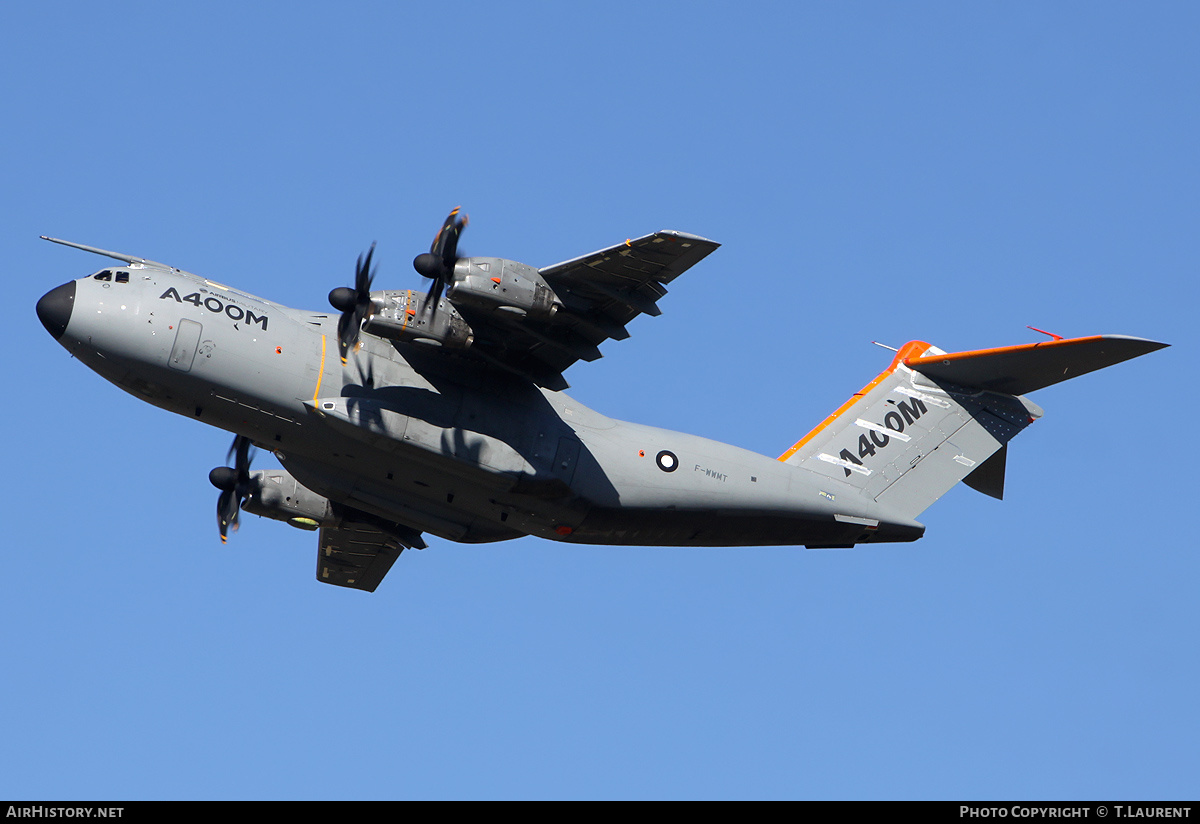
[656,450,679,472]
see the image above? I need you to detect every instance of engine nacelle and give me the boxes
[243,469,336,531]
[448,257,561,320]
[362,290,474,349]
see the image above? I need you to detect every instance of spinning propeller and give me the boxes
[328,209,467,357]
[329,243,377,364]
[413,207,468,316]
[209,435,256,544]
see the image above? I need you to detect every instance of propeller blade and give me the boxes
[431,207,467,271]
[330,242,377,363]
[425,271,445,318]
[210,435,255,544]
[227,433,253,469]
[217,488,238,543]
[413,208,467,322]
[356,244,376,294]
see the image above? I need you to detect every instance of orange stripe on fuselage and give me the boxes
[777,340,931,462]
[313,334,327,403]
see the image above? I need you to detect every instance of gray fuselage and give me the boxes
[37,263,925,549]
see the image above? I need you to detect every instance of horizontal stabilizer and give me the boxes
[905,335,1168,396]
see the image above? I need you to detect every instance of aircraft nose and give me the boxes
[36,281,76,340]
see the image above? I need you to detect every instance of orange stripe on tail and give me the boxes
[778,340,931,462]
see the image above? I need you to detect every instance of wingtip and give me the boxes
[1093,334,1171,354]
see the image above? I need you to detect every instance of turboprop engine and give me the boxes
[447,257,562,320]
[362,289,475,349]
[241,469,337,531]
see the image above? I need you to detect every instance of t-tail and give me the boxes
[779,335,1168,520]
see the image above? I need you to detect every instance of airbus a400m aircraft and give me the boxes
[36,210,1166,591]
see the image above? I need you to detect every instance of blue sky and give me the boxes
[6,1,1197,800]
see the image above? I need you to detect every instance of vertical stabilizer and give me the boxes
[780,335,1165,520]
[780,341,1038,518]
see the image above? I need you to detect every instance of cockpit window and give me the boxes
[93,270,112,281]
[115,271,129,283]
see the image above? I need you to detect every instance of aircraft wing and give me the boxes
[449,231,719,389]
[316,522,405,592]
[539,230,720,324]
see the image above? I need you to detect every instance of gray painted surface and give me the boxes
[36,233,1167,590]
